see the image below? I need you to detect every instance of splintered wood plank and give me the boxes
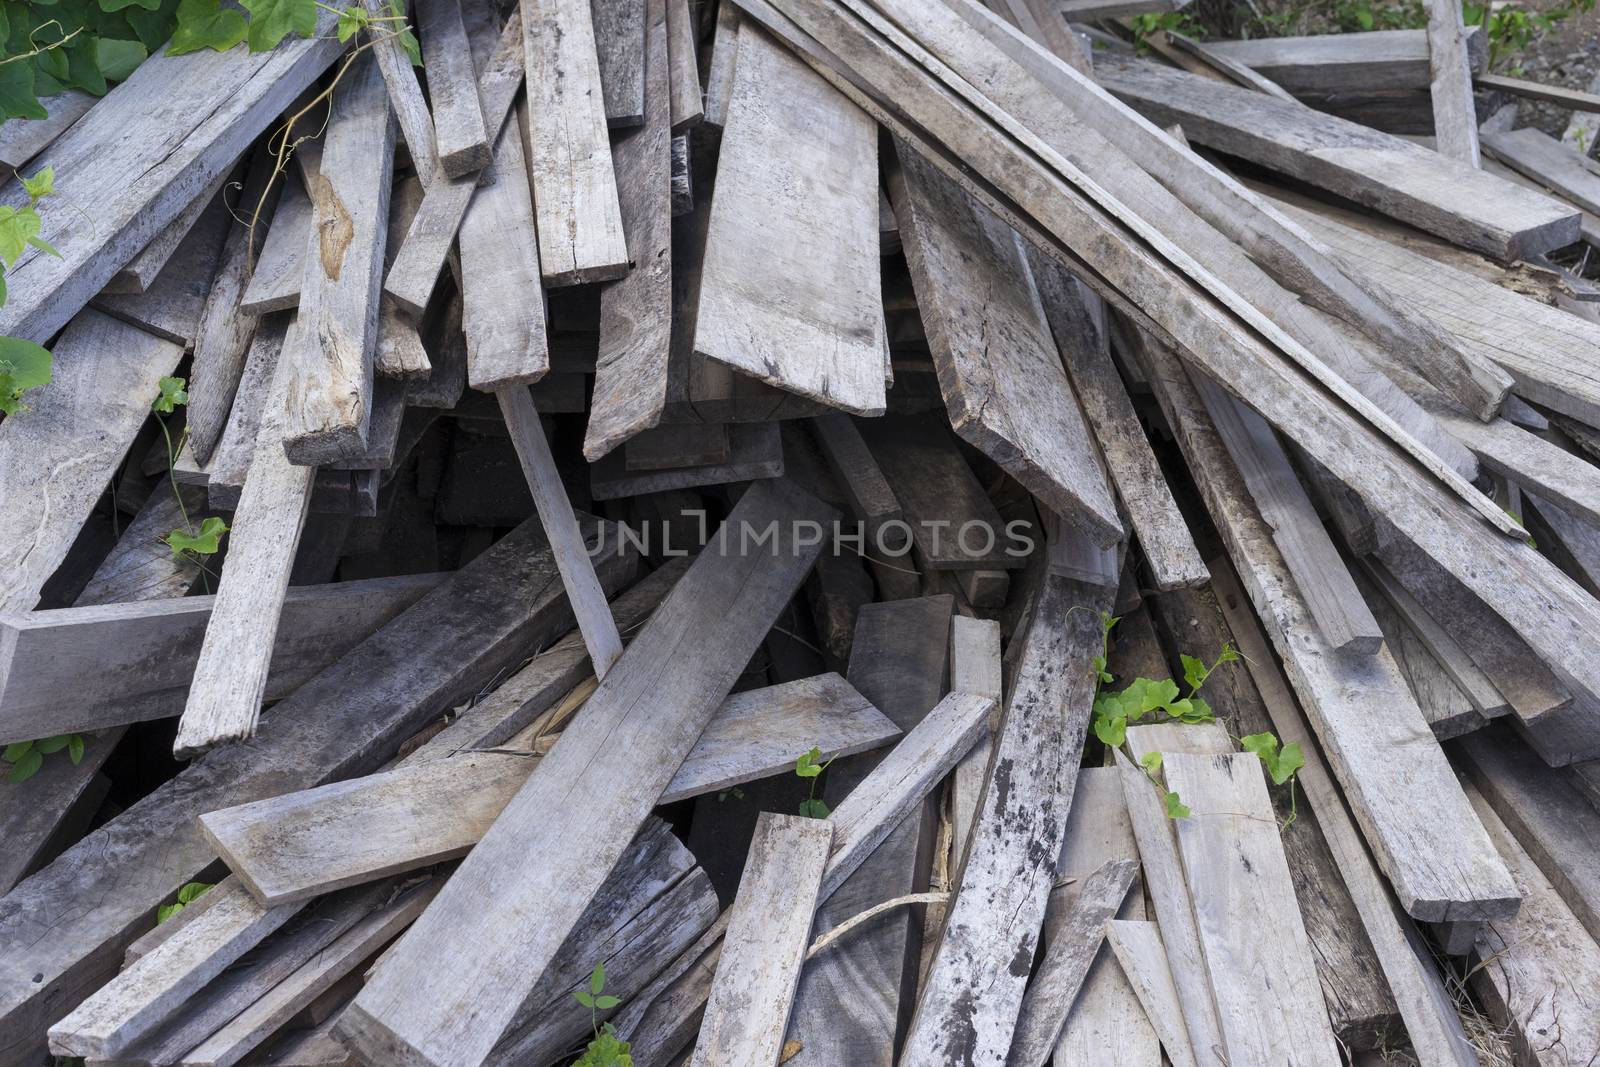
[893,148,1120,545]
[384,5,525,316]
[1095,56,1576,260]
[0,574,443,744]
[1462,781,1600,1067]
[341,480,834,1067]
[1142,340,1518,922]
[1194,376,1382,655]
[419,0,493,175]
[459,113,548,390]
[282,52,396,465]
[590,421,783,500]
[586,0,674,461]
[901,574,1110,1064]
[1424,0,1481,166]
[692,814,832,1067]
[1210,560,1481,1067]
[665,0,704,131]
[0,20,342,344]
[0,310,182,614]
[201,673,896,905]
[174,319,317,757]
[241,172,311,314]
[1009,859,1140,1067]
[694,25,885,416]
[1164,752,1342,1065]
[593,0,647,127]
[499,386,623,675]
[523,0,630,285]
[785,596,954,1066]
[1031,257,1205,590]
[856,413,1021,571]
[0,517,637,1067]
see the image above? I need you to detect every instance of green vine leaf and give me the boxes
[5,747,42,783]
[165,516,228,559]
[167,0,248,55]
[798,797,830,819]
[795,746,826,779]
[1240,732,1305,786]
[0,336,53,417]
[152,375,188,413]
[1164,790,1191,820]
[239,0,318,52]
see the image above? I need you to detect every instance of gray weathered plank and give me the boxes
[1482,125,1600,217]
[523,0,630,285]
[340,480,833,1067]
[1104,920,1199,1067]
[665,0,704,131]
[207,317,290,502]
[590,421,783,500]
[691,814,832,1067]
[1424,0,1481,166]
[1428,405,1600,529]
[0,311,183,614]
[240,173,312,315]
[695,25,885,416]
[0,90,94,171]
[282,52,396,465]
[419,0,493,175]
[105,164,234,295]
[625,424,731,470]
[1206,29,1483,95]
[593,0,647,127]
[1356,568,1486,740]
[703,1,741,128]
[94,181,233,347]
[894,148,1120,545]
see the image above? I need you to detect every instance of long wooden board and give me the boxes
[694,25,886,416]
[341,480,834,1067]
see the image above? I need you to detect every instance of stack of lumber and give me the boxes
[1,0,1600,1063]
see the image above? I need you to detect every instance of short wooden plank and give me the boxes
[0,310,183,614]
[0,515,636,1065]
[105,163,233,295]
[0,574,444,743]
[340,479,833,1067]
[703,1,741,128]
[1194,375,1382,655]
[523,0,630,285]
[1164,752,1343,1065]
[1356,568,1486,739]
[47,881,297,1059]
[383,5,525,316]
[947,615,1002,870]
[419,0,493,176]
[590,421,783,500]
[174,319,318,757]
[1104,920,1199,1067]
[1032,257,1206,590]
[694,25,885,416]
[1009,859,1140,1067]
[1482,125,1600,217]
[692,814,831,1067]
[593,0,647,127]
[1205,29,1483,95]
[586,0,674,461]
[1477,72,1600,114]
[893,148,1120,544]
[241,173,312,315]
[1428,406,1600,529]
[901,573,1110,1064]
[201,673,896,905]
[0,90,94,171]
[459,116,549,390]
[1095,55,1577,260]
[665,0,704,131]
[374,174,433,382]
[1462,781,1600,1067]
[207,317,289,500]
[1424,0,1481,166]
[0,13,342,345]
[1142,339,1519,922]
[94,183,233,347]
[282,52,397,465]
[810,413,904,546]
[625,424,731,469]
[1525,492,1600,600]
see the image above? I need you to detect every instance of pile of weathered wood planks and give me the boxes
[1,0,1600,1063]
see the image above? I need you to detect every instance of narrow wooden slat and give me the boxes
[1424,0,1481,166]
[240,173,312,315]
[282,52,396,465]
[419,0,493,175]
[106,165,234,295]
[0,311,182,614]
[1428,406,1600,529]
[586,0,675,461]
[0,90,94,171]
[1356,569,1486,740]
[665,0,705,131]
[893,148,1120,544]
[695,25,885,416]
[810,413,904,545]
[692,814,831,1066]
[703,2,741,128]
[625,424,732,469]
[1482,125,1600,217]
[1105,920,1199,1067]
[341,480,833,1067]
[593,0,647,127]
[947,615,1002,869]
[93,187,234,348]
[1206,29,1483,95]
[523,0,630,285]
[590,421,784,500]
[1477,72,1600,113]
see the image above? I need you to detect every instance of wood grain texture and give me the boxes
[0,90,94,170]
[94,181,233,347]
[384,5,525,316]
[1424,0,1481,165]
[0,20,341,344]
[1095,55,1575,260]
[282,52,396,465]
[901,575,1109,1065]
[893,148,1120,545]
[419,0,493,175]
[341,479,833,1067]
[948,615,1002,871]
[1104,920,1199,1067]
[0,574,443,744]
[523,0,630,285]
[665,0,704,131]
[459,117,548,390]
[1206,28,1483,94]
[593,0,647,127]
[241,172,311,315]
[105,162,232,294]
[174,318,318,756]
[1428,406,1600,529]
[1356,568,1485,741]
[1164,752,1343,1066]
[1483,126,1600,218]
[202,673,896,905]
[0,310,182,614]
[692,814,832,1067]
[703,1,741,128]
[586,0,675,461]
[695,25,885,416]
